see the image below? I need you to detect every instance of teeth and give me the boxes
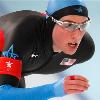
[72,43,76,45]
[69,43,77,45]
[68,43,77,47]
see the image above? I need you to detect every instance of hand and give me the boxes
[64,75,90,94]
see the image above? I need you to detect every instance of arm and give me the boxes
[0,84,55,100]
[0,75,89,100]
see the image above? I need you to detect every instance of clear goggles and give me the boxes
[46,12,91,32]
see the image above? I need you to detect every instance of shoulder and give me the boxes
[0,10,46,27]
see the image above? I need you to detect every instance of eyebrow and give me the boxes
[62,20,76,23]
[61,20,88,24]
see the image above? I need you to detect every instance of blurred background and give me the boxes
[0,0,99,100]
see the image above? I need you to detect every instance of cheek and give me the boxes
[52,26,70,44]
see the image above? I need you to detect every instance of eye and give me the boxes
[81,22,89,29]
[68,23,74,27]
[63,22,74,28]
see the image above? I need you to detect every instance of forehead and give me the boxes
[60,15,88,23]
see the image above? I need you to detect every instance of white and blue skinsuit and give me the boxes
[0,0,95,100]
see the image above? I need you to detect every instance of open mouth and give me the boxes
[68,43,78,48]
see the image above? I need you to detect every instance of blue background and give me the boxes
[0,0,99,100]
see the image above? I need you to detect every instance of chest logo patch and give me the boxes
[60,58,76,66]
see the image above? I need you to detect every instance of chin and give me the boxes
[63,49,77,55]
[63,51,75,55]
[68,52,76,55]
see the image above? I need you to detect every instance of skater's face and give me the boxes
[52,15,89,55]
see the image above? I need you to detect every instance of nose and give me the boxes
[71,29,85,41]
